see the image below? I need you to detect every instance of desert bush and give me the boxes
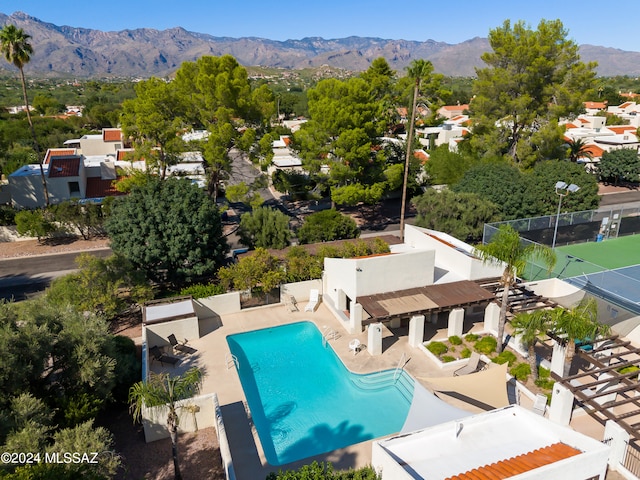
[441,355,456,363]
[492,350,517,366]
[510,362,531,382]
[426,341,448,356]
[474,336,497,354]
[448,335,463,346]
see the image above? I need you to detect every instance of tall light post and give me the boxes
[552,181,580,249]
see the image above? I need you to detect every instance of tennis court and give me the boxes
[524,234,640,314]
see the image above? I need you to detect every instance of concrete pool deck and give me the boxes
[148,301,609,478]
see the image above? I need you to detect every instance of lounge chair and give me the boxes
[305,289,320,312]
[168,334,197,355]
[453,352,484,376]
[285,294,299,312]
[532,393,547,416]
[150,345,180,367]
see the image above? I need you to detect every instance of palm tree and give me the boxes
[474,225,556,353]
[548,298,611,377]
[0,24,49,205]
[511,309,553,381]
[399,59,435,242]
[129,367,204,480]
[566,138,593,163]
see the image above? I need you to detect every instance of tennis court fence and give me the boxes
[483,206,640,248]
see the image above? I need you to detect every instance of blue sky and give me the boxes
[9,0,640,52]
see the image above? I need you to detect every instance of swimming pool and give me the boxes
[226,321,414,466]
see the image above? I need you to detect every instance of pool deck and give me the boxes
[149,301,607,478]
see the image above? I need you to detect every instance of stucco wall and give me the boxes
[280,279,322,303]
[145,315,200,348]
[324,250,435,306]
[8,174,45,209]
[142,393,217,443]
[193,292,241,319]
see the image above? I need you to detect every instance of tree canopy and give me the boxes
[105,177,228,286]
[297,209,360,244]
[237,206,292,249]
[468,19,597,168]
[598,148,640,185]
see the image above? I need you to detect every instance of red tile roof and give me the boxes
[608,125,637,135]
[584,101,607,109]
[48,156,81,178]
[619,102,633,109]
[85,176,125,199]
[585,144,605,157]
[116,149,135,161]
[103,128,122,142]
[442,104,469,111]
[445,442,581,480]
[44,148,76,165]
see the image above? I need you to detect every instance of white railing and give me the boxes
[225,353,239,370]
[322,326,338,346]
[393,353,409,381]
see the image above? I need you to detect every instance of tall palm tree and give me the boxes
[129,367,204,480]
[0,24,49,205]
[511,309,553,381]
[549,298,610,377]
[474,225,556,353]
[399,59,434,242]
[566,138,593,163]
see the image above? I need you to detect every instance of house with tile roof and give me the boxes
[437,104,469,120]
[372,404,610,480]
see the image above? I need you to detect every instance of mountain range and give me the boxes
[2,11,640,78]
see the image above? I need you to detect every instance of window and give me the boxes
[68,181,80,197]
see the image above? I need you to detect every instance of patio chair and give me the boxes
[168,334,197,355]
[149,345,180,367]
[532,393,548,416]
[285,294,299,312]
[453,352,483,376]
[305,289,320,312]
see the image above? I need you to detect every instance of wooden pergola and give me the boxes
[551,335,640,442]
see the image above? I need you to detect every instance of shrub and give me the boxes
[460,347,472,359]
[474,336,497,354]
[618,365,640,375]
[0,205,16,226]
[448,335,463,346]
[510,363,531,382]
[535,377,555,390]
[180,282,226,298]
[441,355,456,363]
[464,333,480,342]
[492,350,517,366]
[426,341,448,356]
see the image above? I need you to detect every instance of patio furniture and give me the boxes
[453,352,484,376]
[168,334,197,355]
[349,338,361,355]
[305,289,320,312]
[285,294,299,312]
[532,394,548,416]
[149,345,180,367]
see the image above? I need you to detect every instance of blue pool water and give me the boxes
[226,321,414,466]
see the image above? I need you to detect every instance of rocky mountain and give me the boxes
[1,11,640,78]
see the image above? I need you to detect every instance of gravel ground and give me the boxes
[0,236,111,259]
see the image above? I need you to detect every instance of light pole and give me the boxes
[552,181,580,249]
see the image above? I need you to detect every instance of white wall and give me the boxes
[193,292,241,319]
[405,225,503,280]
[280,279,322,302]
[145,316,200,348]
[8,174,45,209]
[142,393,217,443]
[324,250,435,307]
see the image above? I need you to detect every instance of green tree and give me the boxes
[46,253,152,318]
[548,298,611,376]
[469,19,597,168]
[452,161,527,219]
[0,24,49,205]
[297,209,359,244]
[32,94,65,115]
[598,148,640,185]
[14,209,57,242]
[283,247,324,282]
[412,189,501,242]
[474,225,556,353]
[237,206,292,249]
[52,200,105,240]
[266,461,380,480]
[565,138,593,163]
[511,310,553,381]
[129,367,204,480]
[105,178,229,286]
[218,248,285,294]
[424,145,476,185]
[121,77,185,179]
[225,181,265,210]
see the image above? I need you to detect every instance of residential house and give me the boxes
[583,101,607,115]
[437,104,469,120]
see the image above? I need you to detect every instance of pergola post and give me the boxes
[408,315,425,347]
